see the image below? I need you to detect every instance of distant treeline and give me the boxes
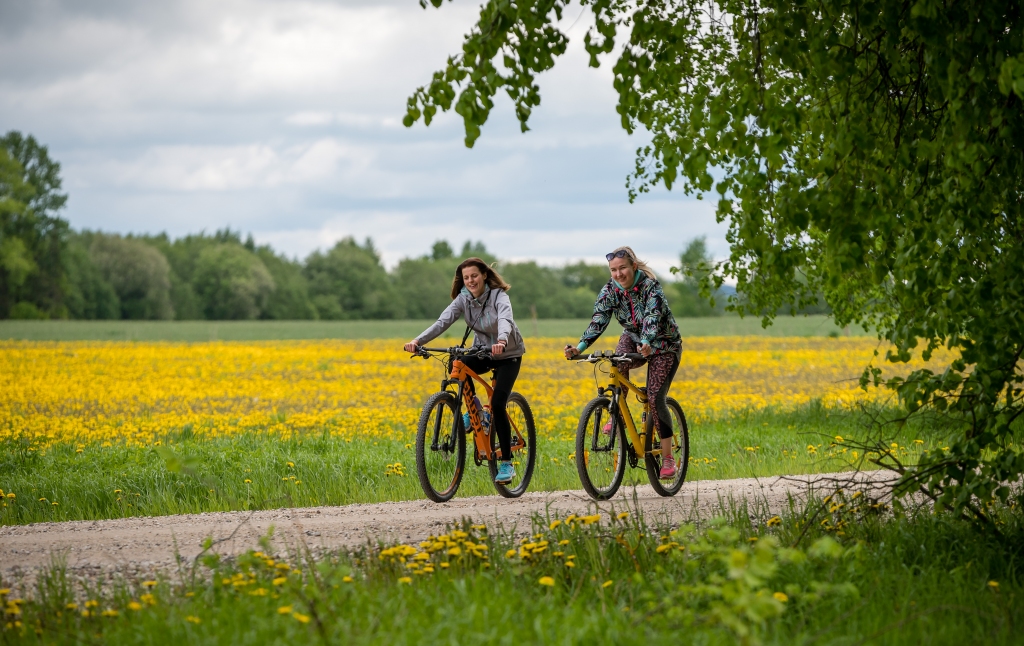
[1,130,740,321]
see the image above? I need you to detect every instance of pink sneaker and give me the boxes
[602,420,613,436]
[659,455,677,480]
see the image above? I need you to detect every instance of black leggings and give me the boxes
[461,354,522,462]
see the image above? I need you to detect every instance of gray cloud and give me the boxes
[0,0,727,275]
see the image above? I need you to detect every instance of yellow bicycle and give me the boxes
[572,350,689,500]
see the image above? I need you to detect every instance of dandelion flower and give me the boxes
[988,581,999,590]
[773,592,789,603]
[292,612,311,623]
[549,520,562,530]
[602,580,613,589]
[616,512,629,520]
[128,601,143,611]
[278,606,293,615]
[398,577,412,584]
[186,616,201,624]
[538,576,555,587]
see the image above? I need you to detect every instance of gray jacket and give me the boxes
[415,286,526,359]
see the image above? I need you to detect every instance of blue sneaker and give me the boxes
[462,412,471,430]
[494,461,515,484]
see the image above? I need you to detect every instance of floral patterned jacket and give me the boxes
[577,273,682,355]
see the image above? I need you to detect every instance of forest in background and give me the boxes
[1,130,734,321]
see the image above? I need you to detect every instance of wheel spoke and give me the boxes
[490,393,536,498]
[576,399,624,498]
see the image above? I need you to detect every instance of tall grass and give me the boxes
[0,404,942,525]
[2,491,1020,644]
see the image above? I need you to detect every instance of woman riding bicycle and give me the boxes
[563,246,683,480]
[404,257,526,485]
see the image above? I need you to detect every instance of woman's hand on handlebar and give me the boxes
[404,340,419,353]
[491,340,505,356]
[640,343,653,358]
[564,344,581,360]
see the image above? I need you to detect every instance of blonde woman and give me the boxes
[405,258,525,484]
[563,247,683,479]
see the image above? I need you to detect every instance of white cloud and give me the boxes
[0,0,730,267]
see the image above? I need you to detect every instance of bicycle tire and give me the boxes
[415,390,466,503]
[574,396,627,501]
[488,392,537,498]
[644,397,689,496]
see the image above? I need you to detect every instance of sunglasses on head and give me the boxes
[606,250,631,262]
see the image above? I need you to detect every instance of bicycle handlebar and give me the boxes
[413,345,493,360]
[572,350,645,364]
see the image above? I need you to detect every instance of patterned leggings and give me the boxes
[615,334,680,439]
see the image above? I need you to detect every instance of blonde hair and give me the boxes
[450,257,511,299]
[610,246,657,280]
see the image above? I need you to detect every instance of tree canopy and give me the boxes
[0,133,70,319]
[406,0,1024,522]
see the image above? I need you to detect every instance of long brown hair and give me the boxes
[450,257,511,299]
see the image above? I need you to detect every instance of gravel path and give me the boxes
[0,471,896,582]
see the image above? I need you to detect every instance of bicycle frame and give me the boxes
[600,364,663,460]
[447,359,525,462]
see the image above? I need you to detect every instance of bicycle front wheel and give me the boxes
[644,397,689,496]
[488,392,537,498]
[415,391,466,503]
[574,396,627,500]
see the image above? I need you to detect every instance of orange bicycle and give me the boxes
[413,346,537,502]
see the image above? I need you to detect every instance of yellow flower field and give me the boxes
[0,337,951,447]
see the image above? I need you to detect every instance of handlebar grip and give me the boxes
[621,353,645,362]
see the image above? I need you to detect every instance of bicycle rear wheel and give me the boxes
[574,397,627,500]
[415,391,466,503]
[488,392,537,498]
[644,397,689,496]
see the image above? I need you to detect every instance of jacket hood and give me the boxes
[612,271,648,292]
[460,284,492,303]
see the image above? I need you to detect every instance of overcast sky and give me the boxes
[0,0,727,274]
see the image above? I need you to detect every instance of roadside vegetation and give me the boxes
[0,403,941,525]
[3,492,1021,644]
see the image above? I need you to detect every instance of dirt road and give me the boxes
[0,471,895,582]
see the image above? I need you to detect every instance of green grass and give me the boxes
[3,492,1022,644]
[0,315,866,342]
[0,404,939,526]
